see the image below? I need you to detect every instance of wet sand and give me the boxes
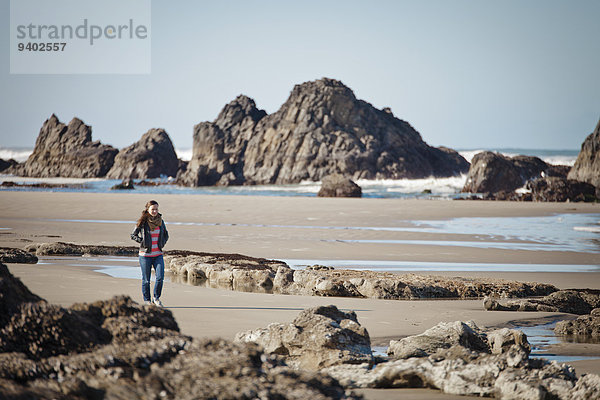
[1,191,599,265]
[2,191,600,397]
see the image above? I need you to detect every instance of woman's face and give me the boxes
[147,204,159,217]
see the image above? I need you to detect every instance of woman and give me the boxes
[131,200,169,307]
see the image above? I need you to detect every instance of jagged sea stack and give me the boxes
[568,118,600,188]
[106,128,180,179]
[18,114,118,178]
[177,78,469,186]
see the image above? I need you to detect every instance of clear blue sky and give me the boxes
[1,0,599,151]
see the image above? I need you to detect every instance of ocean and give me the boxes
[0,147,580,198]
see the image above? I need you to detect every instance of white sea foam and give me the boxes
[357,175,467,195]
[175,148,193,161]
[573,226,600,233]
[458,150,484,163]
[0,147,32,163]
[539,155,577,167]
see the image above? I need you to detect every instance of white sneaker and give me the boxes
[144,300,152,306]
[153,297,163,307]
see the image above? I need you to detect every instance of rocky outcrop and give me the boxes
[387,321,491,359]
[484,290,600,315]
[165,253,557,300]
[165,250,286,291]
[555,308,600,336]
[526,176,598,202]
[0,264,357,400]
[26,242,138,257]
[110,178,135,190]
[177,95,267,186]
[23,244,558,300]
[462,151,565,194]
[177,78,469,186]
[17,114,118,178]
[0,262,44,327]
[0,158,18,173]
[568,118,600,188]
[323,320,600,399]
[106,128,179,179]
[0,181,86,189]
[0,247,38,264]
[318,174,362,197]
[235,305,372,370]
[487,327,531,355]
[387,321,530,360]
[324,345,588,398]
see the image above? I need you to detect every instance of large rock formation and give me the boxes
[462,151,565,194]
[106,128,180,179]
[177,78,469,186]
[16,114,118,178]
[568,118,600,188]
[0,263,357,400]
[317,174,362,197]
[235,305,372,370]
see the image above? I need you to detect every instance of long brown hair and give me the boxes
[136,200,159,228]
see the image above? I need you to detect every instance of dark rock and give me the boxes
[0,158,18,173]
[106,128,179,179]
[555,312,600,336]
[568,118,600,188]
[543,290,600,314]
[0,181,86,189]
[0,301,112,360]
[485,289,600,315]
[0,247,38,264]
[0,265,355,400]
[177,158,188,174]
[462,151,553,193]
[235,305,373,370]
[318,174,362,197]
[27,242,138,257]
[17,114,118,178]
[110,179,135,190]
[178,78,469,186]
[526,176,598,202]
[0,262,44,328]
[546,165,571,178]
[177,95,267,186]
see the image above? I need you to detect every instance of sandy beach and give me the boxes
[1,191,600,398]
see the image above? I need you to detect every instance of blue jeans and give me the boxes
[139,254,164,301]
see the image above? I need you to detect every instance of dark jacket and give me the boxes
[131,220,169,252]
